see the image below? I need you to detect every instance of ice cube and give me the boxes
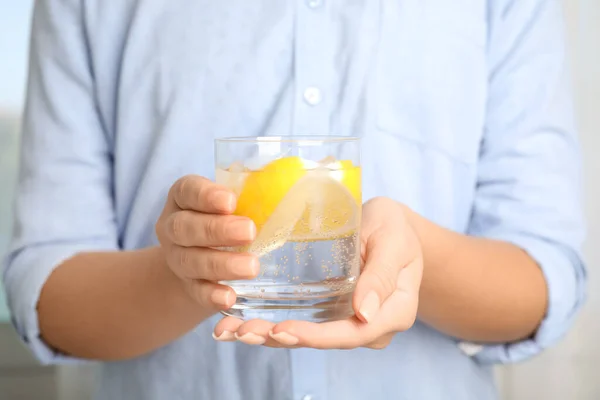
[219,162,248,196]
[244,154,271,171]
[318,155,337,167]
[227,161,245,173]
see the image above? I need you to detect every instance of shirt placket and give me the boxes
[290,0,330,399]
[292,0,331,137]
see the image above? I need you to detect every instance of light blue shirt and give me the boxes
[3,1,586,399]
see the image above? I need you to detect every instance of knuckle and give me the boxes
[173,176,191,202]
[156,212,173,245]
[197,181,212,206]
[205,254,221,280]
[166,246,188,277]
[169,213,186,243]
[178,246,191,271]
[203,217,221,243]
[194,183,205,208]
[176,247,205,279]
[173,175,205,208]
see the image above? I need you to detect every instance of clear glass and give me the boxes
[215,136,362,322]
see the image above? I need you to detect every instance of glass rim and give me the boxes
[215,135,360,144]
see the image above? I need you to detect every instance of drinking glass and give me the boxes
[215,136,362,322]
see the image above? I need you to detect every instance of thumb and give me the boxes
[353,229,405,323]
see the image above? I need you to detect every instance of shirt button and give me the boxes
[303,87,322,106]
[301,396,313,400]
[306,0,323,8]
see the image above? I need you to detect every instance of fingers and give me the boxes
[269,318,374,350]
[214,318,374,349]
[216,288,418,350]
[264,279,418,349]
[212,275,420,350]
[171,175,236,214]
[268,270,419,349]
[165,210,256,247]
[214,318,288,347]
[183,280,236,311]
[234,320,275,346]
[213,317,244,342]
[353,228,406,323]
[168,246,259,281]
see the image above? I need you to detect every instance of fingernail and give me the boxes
[227,219,256,242]
[228,255,259,278]
[210,288,232,308]
[212,190,235,212]
[269,331,299,346]
[359,291,380,323]
[234,332,266,345]
[212,330,236,342]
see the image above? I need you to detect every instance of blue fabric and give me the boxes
[2,0,586,399]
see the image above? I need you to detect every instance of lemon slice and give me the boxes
[234,156,308,231]
[289,161,360,241]
[231,156,361,256]
[246,171,360,256]
[289,171,360,242]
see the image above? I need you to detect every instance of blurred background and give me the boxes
[0,1,598,399]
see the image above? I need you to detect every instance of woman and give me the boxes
[4,1,585,399]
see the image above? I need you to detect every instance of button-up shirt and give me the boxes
[3,1,586,399]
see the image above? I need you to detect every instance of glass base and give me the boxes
[221,292,355,323]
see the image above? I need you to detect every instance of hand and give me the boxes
[213,197,423,349]
[155,175,258,315]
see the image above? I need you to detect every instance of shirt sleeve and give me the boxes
[2,0,119,365]
[464,0,587,364]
